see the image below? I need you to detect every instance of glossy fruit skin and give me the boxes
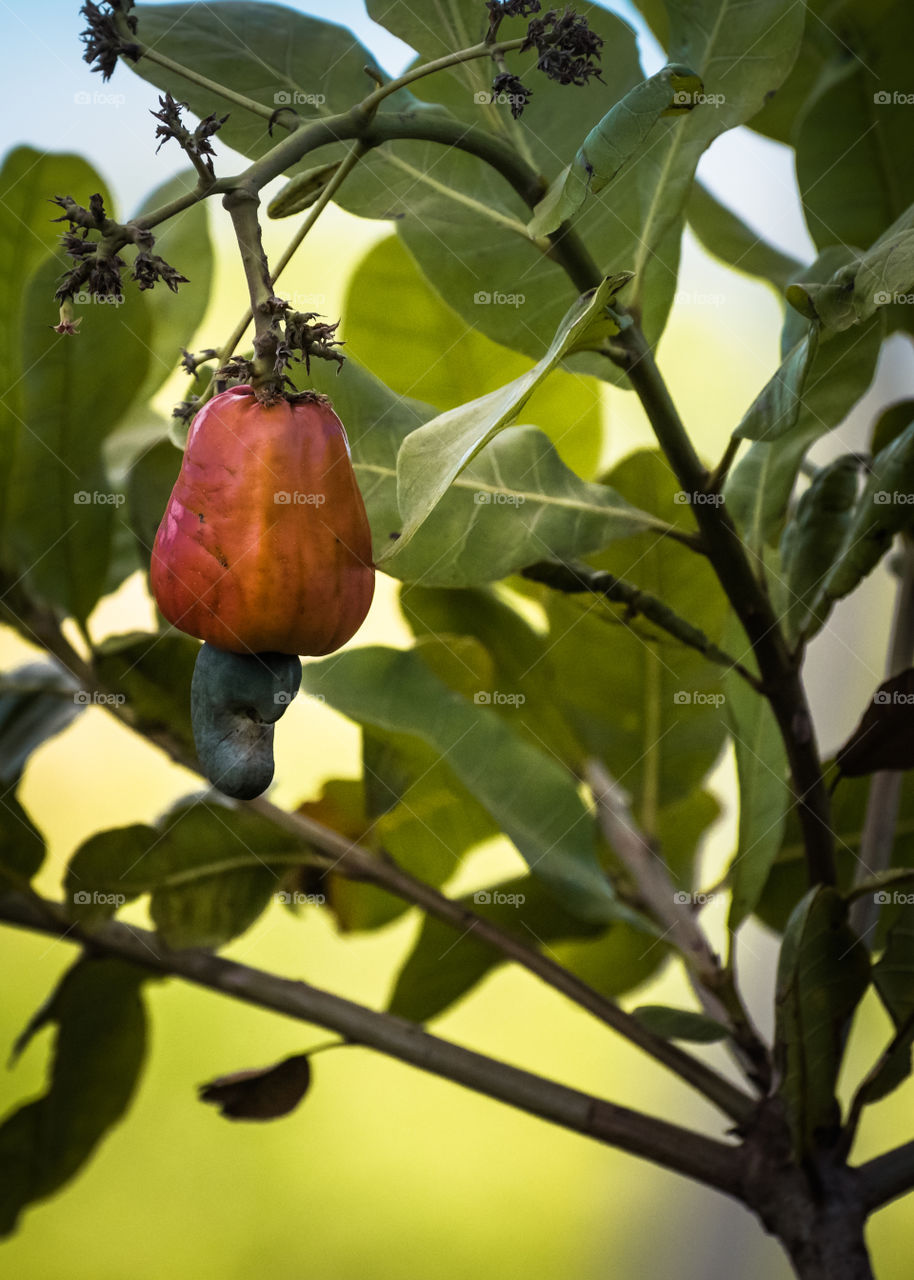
[151,386,374,655]
[191,644,302,800]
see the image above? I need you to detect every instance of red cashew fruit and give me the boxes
[150,386,375,655]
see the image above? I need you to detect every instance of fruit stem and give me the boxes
[222,188,283,401]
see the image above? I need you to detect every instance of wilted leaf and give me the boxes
[199,1054,312,1121]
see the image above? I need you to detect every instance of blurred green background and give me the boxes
[3,2,914,1277]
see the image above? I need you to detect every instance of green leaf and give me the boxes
[343,234,603,478]
[527,64,704,237]
[301,646,633,925]
[64,800,309,946]
[303,351,662,588]
[10,255,152,622]
[796,5,914,251]
[774,886,870,1157]
[365,5,643,375]
[632,1005,729,1043]
[0,148,112,557]
[756,771,914,935]
[791,224,914,333]
[388,875,603,1023]
[722,617,790,932]
[0,957,147,1238]
[0,794,46,889]
[859,904,914,1104]
[383,276,632,560]
[0,663,83,787]
[399,585,583,767]
[130,3,418,163]
[777,456,861,645]
[733,332,818,442]
[132,170,214,403]
[523,450,730,828]
[817,420,914,606]
[725,299,882,551]
[686,181,803,294]
[92,631,199,759]
[604,0,804,340]
[366,0,486,66]
[385,0,802,369]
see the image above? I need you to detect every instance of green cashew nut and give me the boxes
[191,644,303,800]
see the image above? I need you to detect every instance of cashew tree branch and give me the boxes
[0,889,745,1197]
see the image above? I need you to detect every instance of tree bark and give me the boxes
[741,1102,875,1280]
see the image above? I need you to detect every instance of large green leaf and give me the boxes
[722,618,790,932]
[0,958,147,1238]
[527,63,703,237]
[64,799,311,947]
[129,3,420,164]
[796,2,914,250]
[686,181,804,295]
[0,148,112,557]
[390,0,801,370]
[388,874,603,1023]
[522,450,730,831]
[10,255,152,622]
[133,170,214,404]
[303,356,665,587]
[343,234,603,478]
[383,276,634,560]
[774,887,870,1157]
[399,584,583,767]
[300,645,634,925]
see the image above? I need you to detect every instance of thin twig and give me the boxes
[522,560,761,688]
